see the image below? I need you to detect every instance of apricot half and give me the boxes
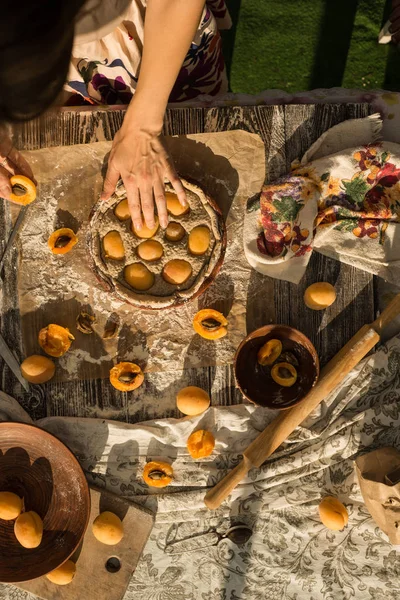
[137,240,164,262]
[304,282,336,310]
[0,491,23,520]
[166,192,190,217]
[162,259,192,285]
[165,222,185,242]
[9,175,36,205]
[20,355,55,384]
[48,228,78,255]
[257,339,282,366]
[114,199,130,221]
[103,230,125,260]
[319,496,349,531]
[46,560,76,585]
[110,362,144,392]
[188,226,210,256]
[92,511,124,545]
[14,511,43,548]
[271,362,297,387]
[124,263,155,291]
[131,216,159,239]
[38,324,74,357]
[143,461,173,488]
[193,309,228,340]
[187,430,215,459]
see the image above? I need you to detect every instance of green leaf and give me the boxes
[334,219,356,232]
[342,176,370,206]
[381,151,389,163]
[271,196,303,222]
[320,172,330,182]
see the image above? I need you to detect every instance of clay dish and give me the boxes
[0,423,90,582]
[87,178,226,310]
[234,325,319,410]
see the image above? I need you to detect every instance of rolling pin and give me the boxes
[204,293,400,510]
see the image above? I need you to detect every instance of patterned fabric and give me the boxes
[1,331,400,599]
[64,1,229,105]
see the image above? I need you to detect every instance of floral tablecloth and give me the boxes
[1,331,400,599]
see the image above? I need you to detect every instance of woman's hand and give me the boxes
[101,121,187,231]
[0,135,36,200]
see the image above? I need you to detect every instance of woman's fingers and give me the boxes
[153,174,168,229]
[0,166,12,199]
[6,147,36,184]
[124,174,142,231]
[101,158,120,201]
[139,175,155,229]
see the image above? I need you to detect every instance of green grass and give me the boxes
[222,0,400,94]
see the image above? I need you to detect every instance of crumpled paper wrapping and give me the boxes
[16,131,265,381]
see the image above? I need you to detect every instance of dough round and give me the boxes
[114,199,130,221]
[0,491,23,520]
[92,511,124,545]
[166,192,190,217]
[188,225,210,256]
[131,216,159,239]
[46,560,76,586]
[14,511,43,548]
[20,355,55,384]
[165,221,185,242]
[124,263,155,291]
[304,282,336,310]
[176,386,210,416]
[103,231,125,260]
[137,240,164,262]
[162,259,192,285]
[319,496,348,531]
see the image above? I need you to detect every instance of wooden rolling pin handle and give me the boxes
[204,456,253,510]
[373,293,400,334]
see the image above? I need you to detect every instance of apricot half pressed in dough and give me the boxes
[304,282,336,310]
[21,355,55,384]
[131,216,159,239]
[109,361,144,392]
[14,511,43,548]
[38,324,74,358]
[187,430,215,459]
[165,221,185,242]
[137,240,164,262]
[92,511,124,545]
[188,225,210,256]
[124,263,155,291]
[103,230,125,260]
[162,259,192,285]
[46,560,76,585]
[114,199,130,221]
[176,385,210,416]
[319,496,349,531]
[143,461,173,488]
[0,491,23,520]
[166,192,190,217]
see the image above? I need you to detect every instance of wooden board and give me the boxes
[16,486,154,600]
[0,103,376,425]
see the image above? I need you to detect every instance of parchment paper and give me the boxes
[16,131,265,381]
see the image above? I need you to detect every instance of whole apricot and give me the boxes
[176,386,210,416]
[318,496,349,531]
[0,491,23,520]
[304,282,336,310]
[20,355,55,384]
[187,430,215,459]
[14,511,43,548]
[92,511,124,545]
[46,560,76,585]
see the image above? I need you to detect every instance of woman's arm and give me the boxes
[102,0,205,230]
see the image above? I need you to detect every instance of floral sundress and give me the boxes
[64,0,230,106]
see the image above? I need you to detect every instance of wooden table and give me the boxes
[0,103,375,424]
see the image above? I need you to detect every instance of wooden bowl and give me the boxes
[0,422,90,583]
[234,325,319,410]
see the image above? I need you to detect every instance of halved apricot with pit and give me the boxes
[193,309,228,340]
[109,361,144,392]
[48,228,78,255]
[143,461,173,488]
